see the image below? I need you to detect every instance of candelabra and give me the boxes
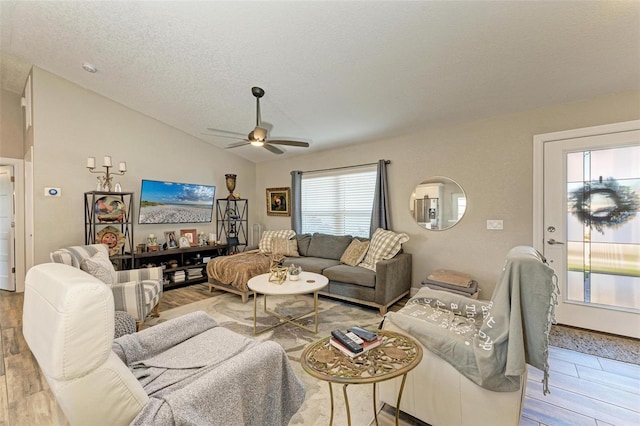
[86,156,126,192]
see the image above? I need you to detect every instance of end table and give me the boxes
[300,330,422,425]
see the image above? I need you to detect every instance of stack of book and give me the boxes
[173,270,186,283]
[186,268,203,280]
[329,327,382,358]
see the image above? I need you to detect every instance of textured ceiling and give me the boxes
[1,1,639,163]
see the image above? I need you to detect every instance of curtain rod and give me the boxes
[297,160,390,175]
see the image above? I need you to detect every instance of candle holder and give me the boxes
[87,156,126,192]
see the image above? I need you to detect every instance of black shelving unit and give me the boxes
[84,191,134,270]
[216,198,248,253]
[133,245,228,288]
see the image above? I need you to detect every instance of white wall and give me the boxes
[256,91,640,298]
[30,67,256,264]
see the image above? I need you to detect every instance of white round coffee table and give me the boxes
[248,271,328,335]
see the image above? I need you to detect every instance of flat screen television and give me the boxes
[138,179,216,224]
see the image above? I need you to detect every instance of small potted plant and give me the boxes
[288,264,302,281]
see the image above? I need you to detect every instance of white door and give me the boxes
[0,165,15,291]
[536,121,640,338]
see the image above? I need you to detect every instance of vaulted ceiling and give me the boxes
[2,1,639,162]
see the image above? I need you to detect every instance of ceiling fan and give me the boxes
[207,87,309,154]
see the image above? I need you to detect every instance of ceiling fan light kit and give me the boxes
[211,86,310,155]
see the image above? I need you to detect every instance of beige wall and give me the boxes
[0,89,23,159]
[256,91,640,298]
[30,67,256,264]
[25,67,640,296]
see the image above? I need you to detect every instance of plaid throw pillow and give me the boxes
[359,228,409,271]
[259,230,296,253]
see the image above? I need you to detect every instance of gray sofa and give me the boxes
[281,233,412,315]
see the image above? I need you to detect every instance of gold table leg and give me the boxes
[253,291,321,335]
[328,383,334,426]
[395,373,408,426]
[372,383,379,426]
[343,384,351,426]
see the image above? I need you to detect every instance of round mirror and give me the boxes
[410,176,467,230]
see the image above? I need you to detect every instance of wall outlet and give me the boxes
[487,219,503,230]
[44,187,61,197]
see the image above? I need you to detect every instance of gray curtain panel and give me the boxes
[370,159,391,236]
[291,170,303,233]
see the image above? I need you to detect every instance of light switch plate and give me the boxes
[487,220,503,230]
[44,187,61,197]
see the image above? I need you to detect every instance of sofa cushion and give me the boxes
[323,264,376,288]
[272,237,300,257]
[306,233,353,260]
[294,234,312,257]
[282,257,340,274]
[80,251,116,285]
[340,239,370,266]
[360,228,409,271]
[259,230,295,253]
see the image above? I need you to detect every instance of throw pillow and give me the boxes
[340,239,370,266]
[271,237,300,257]
[80,251,117,285]
[359,228,409,271]
[259,230,296,253]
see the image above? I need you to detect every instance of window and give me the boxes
[301,166,376,238]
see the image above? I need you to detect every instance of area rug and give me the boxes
[549,324,640,365]
[143,293,385,426]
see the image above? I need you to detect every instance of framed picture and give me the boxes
[164,231,179,249]
[266,187,291,217]
[180,229,197,246]
[179,236,191,248]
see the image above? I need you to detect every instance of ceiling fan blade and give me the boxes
[206,128,246,137]
[267,140,310,147]
[225,141,250,149]
[263,144,284,154]
[201,133,245,140]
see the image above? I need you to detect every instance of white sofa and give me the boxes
[379,246,556,426]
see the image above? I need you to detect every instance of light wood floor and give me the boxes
[2,285,639,426]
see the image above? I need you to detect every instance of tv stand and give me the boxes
[133,244,228,289]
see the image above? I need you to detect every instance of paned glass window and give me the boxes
[301,166,376,238]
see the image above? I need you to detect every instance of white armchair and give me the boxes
[379,246,557,426]
[50,243,163,328]
[22,263,305,425]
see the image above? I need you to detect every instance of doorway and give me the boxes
[534,121,640,338]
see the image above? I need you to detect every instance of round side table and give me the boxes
[300,330,423,426]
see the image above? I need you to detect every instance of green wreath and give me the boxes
[568,178,639,234]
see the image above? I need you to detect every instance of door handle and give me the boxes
[547,239,565,245]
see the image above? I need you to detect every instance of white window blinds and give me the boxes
[301,165,376,238]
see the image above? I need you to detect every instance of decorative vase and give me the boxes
[288,264,302,281]
[225,174,237,199]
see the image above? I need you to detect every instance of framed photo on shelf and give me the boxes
[165,231,179,249]
[266,187,291,217]
[180,229,197,246]
[179,236,191,248]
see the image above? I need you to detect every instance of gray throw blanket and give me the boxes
[385,246,558,393]
[113,311,305,425]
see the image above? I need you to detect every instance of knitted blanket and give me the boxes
[386,246,558,393]
[206,250,273,291]
[113,311,305,425]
